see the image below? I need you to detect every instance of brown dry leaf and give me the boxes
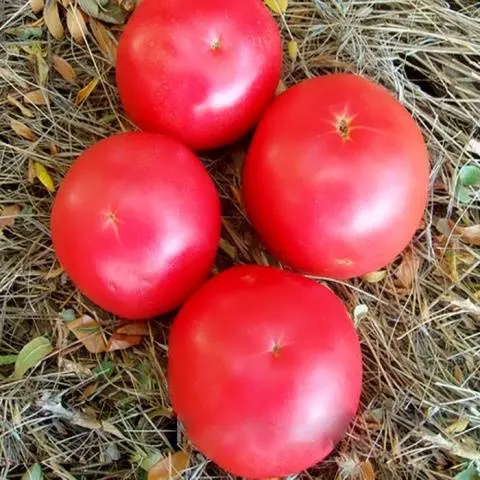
[453,365,464,384]
[395,249,421,289]
[360,460,376,480]
[0,205,22,230]
[27,158,36,183]
[264,0,288,14]
[24,89,49,106]
[7,95,34,118]
[31,0,45,13]
[76,77,100,105]
[52,55,78,85]
[10,119,35,141]
[445,418,470,434]
[363,270,387,283]
[107,333,144,352]
[83,382,98,398]
[67,6,88,43]
[148,451,190,480]
[44,0,65,40]
[34,162,55,192]
[67,315,107,353]
[89,18,118,64]
[116,322,149,336]
[452,223,480,246]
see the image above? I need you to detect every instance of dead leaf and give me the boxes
[453,365,464,384]
[119,0,137,12]
[52,55,78,85]
[363,270,387,283]
[116,322,149,336]
[11,119,35,141]
[34,162,55,192]
[107,333,144,352]
[44,266,64,280]
[30,0,45,13]
[44,0,65,40]
[66,315,107,353]
[148,451,190,480]
[0,205,22,230]
[89,18,118,64]
[7,95,34,118]
[24,89,49,106]
[67,6,88,43]
[275,80,287,95]
[83,382,98,398]
[360,460,376,480]
[27,159,36,183]
[451,223,480,246]
[78,0,128,24]
[445,418,470,434]
[288,40,298,61]
[76,77,100,105]
[264,0,288,14]
[395,249,421,289]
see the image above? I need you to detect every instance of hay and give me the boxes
[0,0,479,478]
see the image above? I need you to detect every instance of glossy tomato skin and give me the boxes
[116,0,282,151]
[51,132,220,320]
[243,74,430,279]
[168,265,363,478]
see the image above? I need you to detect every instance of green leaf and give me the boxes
[455,463,480,480]
[455,184,473,204]
[7,27,44,40]
[459,165,480,186]
[21,464,43,480]
[14,337,53,379]
[93,359,114,377]
[77,0,128,24]
[61,308,76,322]
[0,355,18,366]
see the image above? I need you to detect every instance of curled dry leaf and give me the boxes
[116,322,149,336]
[89,18,118,64]
[34,162,56,193]
[44,0,65,40]
[363,270,387,283]
[67,315,107,353]
[451,223,480,246]
[52,55,78,85]
[107,333,144,352]
[264,0,288,14]
[148,451,190,480]
[67,6,88,43]
[76,77,100,105]
[24,89,49,106]
[30,0,45,13]
[395,248,421,289]
[10,120,35,141]
[0,205,22,230]
[7,95,34,118]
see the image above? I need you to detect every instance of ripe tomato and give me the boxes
[243,74,430,279]
[116,0,282,151]
[51,132,220,320]
[168,265,363,478]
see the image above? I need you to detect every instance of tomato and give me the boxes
[168,265,362,478]
[116,0,282,151]
[242,74,430,279]
[51,132,220,320]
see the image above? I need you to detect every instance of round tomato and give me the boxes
[242,74,430,279]
[116,0,282,151]
[51,132,220,320]
[168,265,363,478]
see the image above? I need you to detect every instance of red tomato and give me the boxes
[116,0,282,151]
[168,265,362,478]
[51,132,220,320]
[243,74,430,279]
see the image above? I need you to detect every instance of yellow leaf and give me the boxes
[34,162,56,192]
[24,89,49,106]
[360,460,376,480]
[52,55,78,85]
[67,315,107,354]
[148,451,190,480]
[7,95,34,118]
[287,40,298,61]
[30,0,45,13]
[0,205,22,230]
[67,6,88,43]
[11,120,36,141]
[363,270,387,283]
[89,18,118,64]
[44,0,65,40]
[76,77,100,105]
[107,333,144,352]
[445,418,470,434]
[264,0,288,14]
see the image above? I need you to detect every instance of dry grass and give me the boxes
[1,0,479,479]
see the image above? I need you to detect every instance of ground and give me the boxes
[0,1,479,479]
